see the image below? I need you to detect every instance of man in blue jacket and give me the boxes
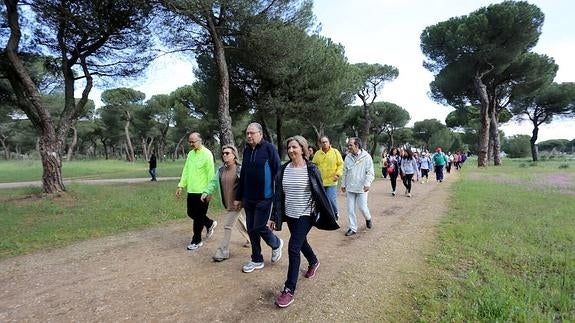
[234,122,283,273]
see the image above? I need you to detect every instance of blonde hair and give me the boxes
[221,144,240,165]
[285,135,310,160]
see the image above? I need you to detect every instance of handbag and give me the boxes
[386,164,395,174]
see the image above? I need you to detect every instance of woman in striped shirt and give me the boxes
[270,135,337,308]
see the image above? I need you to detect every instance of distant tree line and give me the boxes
[1,0,574,193]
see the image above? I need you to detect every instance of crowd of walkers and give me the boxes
[175,125,466,308]
[381,147,467,197]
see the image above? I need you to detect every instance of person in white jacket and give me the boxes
[340,137,375,236]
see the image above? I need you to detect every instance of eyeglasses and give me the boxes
[222,151,231,155]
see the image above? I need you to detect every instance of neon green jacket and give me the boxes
[312,147,344,187]
[177,146,215,193]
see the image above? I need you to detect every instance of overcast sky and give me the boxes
[89,0,574,142]
[312,0,575,142]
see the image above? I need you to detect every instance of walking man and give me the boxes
[176,132,217,251]
[432,147,448,183]
[148,152,157,181]
[312,136,343,218]
[234,123,283,273]
[341,137,375,236]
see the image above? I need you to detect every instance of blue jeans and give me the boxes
[434,165,444,181]
[148,168,156,180]
[284,215,317,292]
[244,199,281,263]
[324,185,338,216]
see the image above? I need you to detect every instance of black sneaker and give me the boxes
[366,219,372,229]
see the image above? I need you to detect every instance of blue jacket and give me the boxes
[236,139,281,201]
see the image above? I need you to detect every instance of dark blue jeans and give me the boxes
[244,199,281,263]
[435,165,444,181]
[284,215,317,292]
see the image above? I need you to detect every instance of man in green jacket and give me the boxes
[176,132,217,250]
[432,146,448,183]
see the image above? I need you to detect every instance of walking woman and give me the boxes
[201,145,251,262]
[400,148,418,197]
[386,147,401,196]
[270,135,338,308]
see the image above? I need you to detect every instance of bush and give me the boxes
[502,135,531,158]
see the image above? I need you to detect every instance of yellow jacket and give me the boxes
[177,146,215,193]
[312,147,344,187]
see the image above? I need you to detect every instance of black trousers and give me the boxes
[187,193,213,244]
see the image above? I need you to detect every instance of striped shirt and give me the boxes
[282,164,312,219]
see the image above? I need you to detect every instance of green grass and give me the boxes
[0,159,186,182]
[408,158,575,321]
[0,181,223,260]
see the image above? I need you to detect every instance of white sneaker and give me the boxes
[242,261,264,273]
[407,193,412,198]
[271,238,283,263]
[206,221,217,239]
[186,241,203,250]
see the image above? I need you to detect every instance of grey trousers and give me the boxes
[215,209,250,258]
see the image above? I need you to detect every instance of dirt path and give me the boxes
[0,172,457,322]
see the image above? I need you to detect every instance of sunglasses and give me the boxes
[222,151,232,155]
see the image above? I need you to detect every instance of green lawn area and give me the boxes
[406,158,575,321]
[0,159,186,182]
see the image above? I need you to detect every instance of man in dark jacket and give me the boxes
[148,153,157,181]
[234,122,283,273]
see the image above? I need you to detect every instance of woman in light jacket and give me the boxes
[399,148,418,197]
[202,145,250,262]
[269,135,338,308]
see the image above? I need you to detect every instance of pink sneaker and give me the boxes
[275,288,294,308]
[304,261,320,278]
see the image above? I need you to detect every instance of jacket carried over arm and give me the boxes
[271,161,339,231]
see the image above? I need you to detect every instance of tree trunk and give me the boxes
[276,116,284,160]
[530,123,539,161]
[362,102,371,148]
[39,135,65,193]
[3,0,65,193]
[142,137,154,161]
[473,74,491,167]
[66,126,78,161]
[387,129,395,150]
[205,12,234,147]
[142,138,149,161]
[490,110,502,166]
[0,135,10,160]
[101,139,109,160]
[124,114,135,162]
[173,134,187,161]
